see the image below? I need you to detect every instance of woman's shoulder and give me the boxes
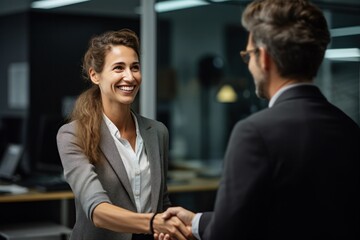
[58,120,77,134]
[56,120,79,146]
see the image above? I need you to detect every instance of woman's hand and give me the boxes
[152,212,193,240]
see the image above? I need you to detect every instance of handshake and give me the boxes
[152,207,198,240]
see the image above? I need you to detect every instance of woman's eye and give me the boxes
[132,65,140,71]
[114,66,124,71]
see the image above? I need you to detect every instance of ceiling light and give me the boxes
[325,48,360,62]
[31,0,90,9]
[330,26,360,37]
[155,0,209,13]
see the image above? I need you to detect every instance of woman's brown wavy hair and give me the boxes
[70,29,140,164]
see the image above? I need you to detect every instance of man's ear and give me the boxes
[89,68,100,85]
[258,47,271,72]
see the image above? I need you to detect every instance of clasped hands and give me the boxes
[153,207,196,240]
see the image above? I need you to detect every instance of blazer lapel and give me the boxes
[99,121,136,206]
[136,114,161,212]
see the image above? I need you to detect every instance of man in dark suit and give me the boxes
[157,0,360,239]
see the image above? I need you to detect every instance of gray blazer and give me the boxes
[57,112,171,240]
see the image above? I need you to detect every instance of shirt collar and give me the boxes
[268,82,314,108]
[102,112,140,139]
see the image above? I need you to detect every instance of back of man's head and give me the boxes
[242,0,331,81]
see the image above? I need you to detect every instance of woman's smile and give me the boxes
[116,84,137,94]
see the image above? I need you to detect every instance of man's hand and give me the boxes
[162,207,196,226]
[154,207,196,240]
[152,212,192,240]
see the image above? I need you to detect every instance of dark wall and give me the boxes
[0,13,29,157]
[0,13,29,114]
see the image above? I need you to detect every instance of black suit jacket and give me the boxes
[199,85,360,240]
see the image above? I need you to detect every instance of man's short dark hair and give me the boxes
[242,0,331,80]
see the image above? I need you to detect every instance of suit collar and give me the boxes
[99,121,136,206]
[272,84,326,107]
[134,113,161,212]
[269,83,314,107]
[99,112,161,212]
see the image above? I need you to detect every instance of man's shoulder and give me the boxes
[230,109,270,135]
[238,107,273,125]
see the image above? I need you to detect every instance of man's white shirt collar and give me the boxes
[268,82,314,108]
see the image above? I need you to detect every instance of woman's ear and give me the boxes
[89,68,100,85]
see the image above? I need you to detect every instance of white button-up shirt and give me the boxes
[103,113,152,213]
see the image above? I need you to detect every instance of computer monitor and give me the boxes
[0,144,23,180]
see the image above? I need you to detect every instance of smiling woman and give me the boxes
[56,29,192,240]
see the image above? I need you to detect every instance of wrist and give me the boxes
[149,212,158,234]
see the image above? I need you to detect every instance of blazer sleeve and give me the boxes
[200,119,271,240]
[56,122,111,221]
[199,212,213,237]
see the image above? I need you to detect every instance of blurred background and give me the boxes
[0,0,358,177]
[0,0,359,231]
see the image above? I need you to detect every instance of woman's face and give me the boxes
[90,45,141,109]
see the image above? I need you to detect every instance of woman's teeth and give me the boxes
[119,86,134,91]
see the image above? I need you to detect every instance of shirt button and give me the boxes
[135,190,140,195]
[135,170,140,175]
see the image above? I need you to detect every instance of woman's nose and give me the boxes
[123,68,134,81]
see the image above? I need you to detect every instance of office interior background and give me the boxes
[0,0,359,231]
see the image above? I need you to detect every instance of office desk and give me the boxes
[0,190,74,227]
[168,177,220,212]
[168,177,219,192]
[0,177,219,227]
[0,177,219,202]
[0,190,73,203]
